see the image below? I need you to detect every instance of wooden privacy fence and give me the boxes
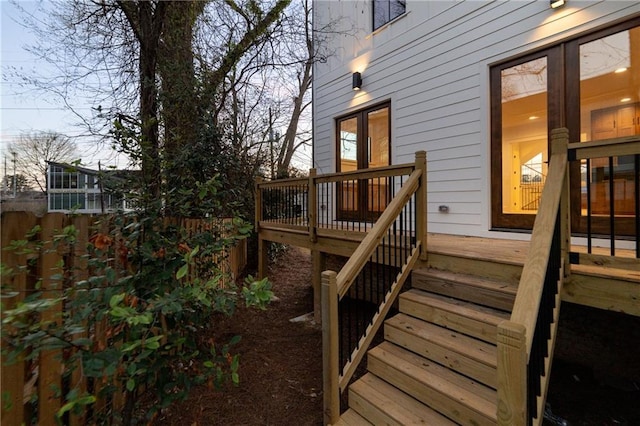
[0,211,247,426]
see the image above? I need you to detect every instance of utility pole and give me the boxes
[12,150,17,198]
[268,108,274,180]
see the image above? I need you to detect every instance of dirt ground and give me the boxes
[157,246,640,426]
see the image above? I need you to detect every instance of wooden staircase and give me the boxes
[333,257,520,426]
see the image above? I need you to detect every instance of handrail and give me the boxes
[510,148,567,349]
[497,128,570,425]
[314,163,415,183]
[321,152,426,425]
[257,176,308,188]
[336,170,421,298]
[568,134,640,160]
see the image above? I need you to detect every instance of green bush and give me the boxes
[1,211,272,425]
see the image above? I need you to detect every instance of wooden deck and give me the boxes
[258,225,640,316]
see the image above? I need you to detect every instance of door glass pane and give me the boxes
[367,107,390,213]
[339,117,358,172]
[339,117,358,212]
[501,57,549,214]
[367,107,389,168]
[579,26,639,217]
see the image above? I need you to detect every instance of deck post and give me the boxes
[415,151,428,260]
[322,270,340,425]
[312,250,326,323]
[497,320,527,426]
[550,128,571,279]
[309,168,318,243]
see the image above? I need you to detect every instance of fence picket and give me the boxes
[37,213,66,426]
[1,212,38,425]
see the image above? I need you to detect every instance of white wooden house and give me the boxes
[255,1,639,423]
[312,0,639,241]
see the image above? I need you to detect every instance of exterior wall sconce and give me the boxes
[550,0,566,9]
[352,72,362,91]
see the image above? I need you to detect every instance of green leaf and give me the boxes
[109,293,125,308]
[126,378,135,392]
[176,264,188,280]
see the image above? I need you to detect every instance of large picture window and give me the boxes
[336,102,391,219]
[373,0,406,31]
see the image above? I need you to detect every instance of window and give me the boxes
[336,102,391,219]
[373,0,406,31]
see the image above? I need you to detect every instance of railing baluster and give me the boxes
[635,154,639,258]
[609,156,615,256]
[586,158,592,254]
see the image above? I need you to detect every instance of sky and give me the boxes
[1,0,126,175]
[1,0,312,179]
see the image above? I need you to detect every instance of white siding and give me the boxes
[313,0,640,238]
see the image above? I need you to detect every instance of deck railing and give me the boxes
[497,129,640,425]
[320,152,426,425]
[568,135,640,259]
[255,154,428,278]
[497,128,570,425]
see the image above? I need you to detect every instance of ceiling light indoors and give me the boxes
[621,97,631,103]
[550,0,566,9]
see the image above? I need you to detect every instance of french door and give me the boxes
[336,102,391,220]
[491,19,640,236]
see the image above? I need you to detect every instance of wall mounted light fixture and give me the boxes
[352,72,362,91]
[550,0,565,9]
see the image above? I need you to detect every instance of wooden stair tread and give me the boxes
[572,262,640,283]
[414,268,518,295]
[332,409,372,426]
[368,341,497,425]
[385,313,497,388]
[412,268,517,311]
[400,289,509,344]
[402,289,509,324]
[403,289,511,320]
[386,313,497,368]
[349,374,457,425]
[426,233,528,266]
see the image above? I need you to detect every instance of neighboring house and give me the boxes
[252,2,640,424]
[47,162,133,213]
[313,0,640,240]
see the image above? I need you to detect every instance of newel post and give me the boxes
[322,270,340,425]
[415,151,428,260]
[550,127,571,279]
[497,321,527,425]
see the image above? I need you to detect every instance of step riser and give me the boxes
[412,275,515,311]
[426,252,523,285]
[400,295,500,344]
[368,346,496,426]
[385,321,497,389]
